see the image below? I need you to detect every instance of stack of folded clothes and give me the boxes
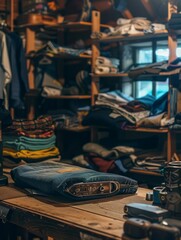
[94,56,120,74]
[91,17,165,39]
[81,142,166,174]
[2,115,60,168]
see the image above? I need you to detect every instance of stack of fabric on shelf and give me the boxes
[94,56,120,74]
[29,40,92,97]
[91,17,166,39]
[2,115,60,168]
[128,58,181,79]
[82,90,174,130]
[72,142,166,174]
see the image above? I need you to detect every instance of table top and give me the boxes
[0,174,150,240]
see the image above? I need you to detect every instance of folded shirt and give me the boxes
[95,66,118,74]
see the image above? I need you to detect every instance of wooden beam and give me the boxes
[25,28,35,89]
[91,10,100,105]
[141,0,156,19]
[168,0,178,62]
[10,0,14,31]
[121,9,133,19]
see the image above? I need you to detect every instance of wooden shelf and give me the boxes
[44,95,91,99]
[129,168,163,177]
[57,125,91,132]
[91,68,181,79]
[59,21,109,31]
[89,125,168,133]
[27,53,92,60]
[125,127,168,133]
[16,21,109,32]
[91,73,128,78]
[93,30,168,44]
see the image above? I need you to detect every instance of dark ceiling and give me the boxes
[92,0,181,25]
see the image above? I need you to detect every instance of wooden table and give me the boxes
[0,175,149,240]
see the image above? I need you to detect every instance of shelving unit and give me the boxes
[22,18,107,110]
[12,0,181,177]
[23,24,88,120]
[89,1,180,177]
[19,14,111,160]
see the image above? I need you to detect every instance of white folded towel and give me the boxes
[95,66,118,74]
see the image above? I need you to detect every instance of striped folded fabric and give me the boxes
[8,115,55,131]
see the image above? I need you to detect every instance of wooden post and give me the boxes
[168,0,177,63]
[10,0,14,32]
[26,28,35,89]
[91,11,100,106]
[91,11,100,142]
[167,0,178,161]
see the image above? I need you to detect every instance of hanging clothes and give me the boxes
[0,30,12,109]
[5,32,29,110]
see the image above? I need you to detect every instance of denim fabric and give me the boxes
[11,161,138,201]
[150,92,168,116]
[7,32,29,109]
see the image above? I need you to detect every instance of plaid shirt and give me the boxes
[17,129,55,138]
[3,128,55,139]
[7,115,55,131]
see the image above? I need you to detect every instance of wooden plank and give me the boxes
[91,10,100,106]
[0,183,27,200]
[61,21,109,31]
[125,128,168,133]
[177,91,181,113]
[2,197,122,239]
[10,0,14,31]
[92,126,168,133]
[25,28,35,89]
[96,31,168,44]
[58,126,90,133]
[168,0,178,62]
[130,169,162,177]
[72,188,148,220]
[92,69,181,78]
[1,203,81,240]
[2,188,149,240]
[91,73,128,78]
[44,95,91,99]
[167,0,178,162]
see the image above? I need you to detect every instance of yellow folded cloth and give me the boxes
[3,147,60,160]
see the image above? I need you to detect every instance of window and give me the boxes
[122,42,181,99]
[134,47,153,98]
[134,45,181,99]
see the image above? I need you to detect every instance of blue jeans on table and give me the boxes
[11,161,138,201]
